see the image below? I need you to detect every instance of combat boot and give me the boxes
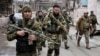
[86,43,91,49]
[38,49,41,55]
[38,51,41,55]
[40,48,42,51]
[54,54,59,56]
[77,37,81,47]
[65,45,69,49]
[47,54,52,56]
[42,41,46,47]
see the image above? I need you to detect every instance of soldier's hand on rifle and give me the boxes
[28,35,37,41]
[90,24,92,27]
[44,25,47,28]
[57,26,61,31]
[17,30,25,37]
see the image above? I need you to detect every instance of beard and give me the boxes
[39,15,43,18]
[53,12,59,17]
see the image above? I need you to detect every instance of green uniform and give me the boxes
[43,12,66,56]
[7,19,37,56]
[7,5,37,56]
[89,14,98,38]
[34,16,44,55]
[76,16,91,49]
[62,14,71,49]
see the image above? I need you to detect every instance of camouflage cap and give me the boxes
[22,4,32,12]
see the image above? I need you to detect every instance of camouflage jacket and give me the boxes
[63,15,71,25]
[7,18,37,52]
[36,16,44,23]
[7,19,34,41]
[32,16,44,32]
[43,12,67,34]
[89,15,98,25]
[76,16,91,31]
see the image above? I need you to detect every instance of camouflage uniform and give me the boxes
[89,14,98,38]
[7,5,37,56]
[43,12,66,56]
[34,14,44,55]
[62,12,71,49]
[76,14,91,49]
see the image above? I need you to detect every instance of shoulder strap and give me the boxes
[17,19,23,28]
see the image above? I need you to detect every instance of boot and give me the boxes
[86,43,91,49]
[38,48,42,55]
[38,51,41,55]
[40,48,42,51]
[65,45,69,49]
[54,54,59,56]
[77,37,81,47]
[47,49,53,56]
[38,49,41,55]
[42,41,46,47]
[54,49,59,56]
[64,40,69,49]
[47,54,52,56]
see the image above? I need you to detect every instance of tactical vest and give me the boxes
[46,13,62,34]
[82,17,90,29]
[16,19,36,53]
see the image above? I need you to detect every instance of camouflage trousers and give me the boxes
[90,25,96,38]
[62,25,70,45]
[16,51,37,56]
[67,25,70,34]
[62,32,68,46]
[36,41,43,55]
[47,34,61,56]
[78,29,90,43]
[47,34,61,49]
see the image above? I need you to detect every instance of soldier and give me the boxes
[34,10,45,55]
[89,11,98,38]
[43,11,47,17]
[43,5,67,56]
[7,5,37,56]
[76,12,91,49]
[62,9,70,49]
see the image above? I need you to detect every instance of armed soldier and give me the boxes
[34,10,45,55]
[43,5,67,56]
[89,11,98,38]
[76,12,91,49]
[62,9,71,49]
[7,5,37,56]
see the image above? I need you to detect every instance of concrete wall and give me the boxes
[88,0,97,15]
[73,0,100,25]
[96,1,100,23]
[72,7,88,25]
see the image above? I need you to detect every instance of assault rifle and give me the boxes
[51,14,67,32]
[9,24,59,45]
